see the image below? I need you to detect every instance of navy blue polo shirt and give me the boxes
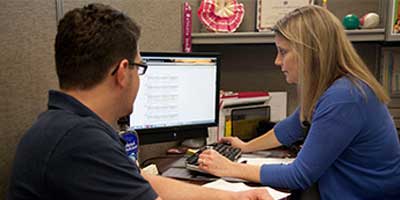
[8,90,158,200]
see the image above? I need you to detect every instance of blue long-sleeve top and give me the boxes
[261,77,400,199]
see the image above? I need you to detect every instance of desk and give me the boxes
[146,148,296,199]
[148,155,219,184]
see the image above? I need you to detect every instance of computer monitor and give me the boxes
[129,52,220,144]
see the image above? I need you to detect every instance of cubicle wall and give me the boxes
[0,0,192,197]
[0,1,58,197]
[62,0,189,52]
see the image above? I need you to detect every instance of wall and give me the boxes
[0,0,192,198]
[0,1,58,197]
[62,0,191,52]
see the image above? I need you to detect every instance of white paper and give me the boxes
[267,92,287,122]
[207,126,219,144]
[203,179,290,200]
[238,157,295,166]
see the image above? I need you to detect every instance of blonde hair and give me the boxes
[273,5,389,122]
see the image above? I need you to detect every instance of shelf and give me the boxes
[192,32,275,44]
[192,29,385,44]
[346,29,385,42]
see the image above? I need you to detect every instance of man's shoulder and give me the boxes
[21,109,112,154]
[10,108,118,198]
[19,108,122,169]
[30,109,100,137]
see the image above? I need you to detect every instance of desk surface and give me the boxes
[147,147,295,177]
[146,148,297,199]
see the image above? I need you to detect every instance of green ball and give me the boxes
[342,14,360,30]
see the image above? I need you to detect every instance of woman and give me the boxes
[198,5,400,199]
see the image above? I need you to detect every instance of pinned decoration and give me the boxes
[394,19,400,34]
[182,2,192,53]
[342,14,360,30]
[360,12,380,29]
[198,0,245,32]
[322,0,328,9]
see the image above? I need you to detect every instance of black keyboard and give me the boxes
[185,143,242,173]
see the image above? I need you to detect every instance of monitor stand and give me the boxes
[181,137,206,148]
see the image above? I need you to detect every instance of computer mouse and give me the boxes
[167,147,187,154]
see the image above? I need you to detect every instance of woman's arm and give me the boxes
[222,107,303,153]
[220,129,281,153]
[260,101,365,189]
[243,129,282,152]
[198,150,263,183]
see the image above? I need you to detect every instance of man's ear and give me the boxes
[114,59,129,87]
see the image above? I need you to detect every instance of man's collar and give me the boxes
[47,90,118,138]
[48,90,96,118]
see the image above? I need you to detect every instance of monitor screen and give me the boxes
[129,52,220,144]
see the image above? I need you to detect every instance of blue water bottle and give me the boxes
[118,116,139,166]
[120,130,139,164]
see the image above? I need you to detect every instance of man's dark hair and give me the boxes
[55,3,141,90]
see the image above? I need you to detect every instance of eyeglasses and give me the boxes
[111,60,148,76]
[131,62,148,75]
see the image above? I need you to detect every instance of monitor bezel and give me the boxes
[132,52,220,144]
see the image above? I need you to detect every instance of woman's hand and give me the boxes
[198,149,237,177]
[220,137,250,152]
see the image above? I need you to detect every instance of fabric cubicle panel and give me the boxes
[0,1,58,198]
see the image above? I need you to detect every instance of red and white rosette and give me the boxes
[197,0,245,32]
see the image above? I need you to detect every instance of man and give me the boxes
[8,3,271,200]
